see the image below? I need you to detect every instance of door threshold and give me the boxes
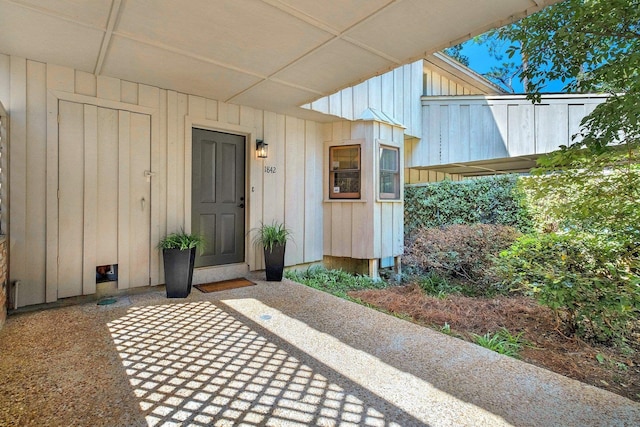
[193,263,249,285]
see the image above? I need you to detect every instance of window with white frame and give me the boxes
[379,145,399,199]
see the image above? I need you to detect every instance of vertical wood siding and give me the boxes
[404,168,463,184]
[25,60,47,303]
[304,60,489,139]
[307,61,424,138]
[1,54,324,307]
[322,120,404,260]
[414,95,606,168]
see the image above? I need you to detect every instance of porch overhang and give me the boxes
[412,156,540,177]
[0,0,559,119]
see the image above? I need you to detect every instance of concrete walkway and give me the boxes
[0,275,638,426]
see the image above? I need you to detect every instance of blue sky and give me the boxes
[455,39,567,93]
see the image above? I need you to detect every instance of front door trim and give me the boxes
[184,116,254,272]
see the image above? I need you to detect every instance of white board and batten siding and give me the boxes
[0,100,7,236]
[404,166,463,184]
[322,120,404,261]
[305,61,424,138]
[413,94,608,168]
[56,102,151,298]
[1,54,324,308]
[304,58,495,139]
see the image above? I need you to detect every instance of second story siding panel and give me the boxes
[303,54,497,138]
[414,94,607,168]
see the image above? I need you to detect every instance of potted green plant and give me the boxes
[158,230,205,298]
[252,221,292,281]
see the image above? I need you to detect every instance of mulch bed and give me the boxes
[349,284,640,402]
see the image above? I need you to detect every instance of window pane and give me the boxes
[333,172,360,194]
[379,146,399,199]
[332,146,359,170]
[330,145,361,199]
[380,148,398,172]
[380,171,396,194]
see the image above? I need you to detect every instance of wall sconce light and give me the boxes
[256,139,268,158]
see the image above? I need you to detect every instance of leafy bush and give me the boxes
[404,224,521,295]
[496,231,640,344]
[520,161,640,235]
[285,266,387,298]
[404,175,534,235]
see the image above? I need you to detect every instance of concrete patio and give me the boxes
[0,275,638,426]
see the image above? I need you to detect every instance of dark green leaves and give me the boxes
[251,221,292,251]
[404,176,534,235]
[496,0,640,154]
[157,230,205,251]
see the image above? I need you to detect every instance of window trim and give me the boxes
[329,144,361,199]
[378,144,400,200]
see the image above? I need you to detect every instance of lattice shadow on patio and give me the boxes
[108,301,424,426]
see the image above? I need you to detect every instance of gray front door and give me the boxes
[192,128,245,267]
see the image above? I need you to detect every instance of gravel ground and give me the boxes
[0,276,639,426]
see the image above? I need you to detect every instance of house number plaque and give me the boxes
[264,166,277,174]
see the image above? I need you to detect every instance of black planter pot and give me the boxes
[264,243,286,281]
[163,247,196,298]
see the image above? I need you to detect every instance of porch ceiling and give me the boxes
[0,0,557,118]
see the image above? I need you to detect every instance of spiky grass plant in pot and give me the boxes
[252,221,292,281]
[158,230,205,298]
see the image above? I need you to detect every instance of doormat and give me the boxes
[194,278,256,293]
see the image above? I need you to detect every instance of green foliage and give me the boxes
[596,353,630,372]
[496,232,640,344]
[486,0,640,346]
[404,175,533,235]
[523,150,640,238]
[157,230,205,251]
[440,322,452,335]
[418,271,471,298]
[505,151,640,345]
[487,149,640,346]
[496,0,640,155]
[405,224,520,296]
[442,45,470,66]
[285,266,387,299]
[473,328,529,359]
[442,34,522,93]
[251,221,292,251]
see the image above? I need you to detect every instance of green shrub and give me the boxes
[285,266,387,298]
[404,175,534,235]
[521,153,640,236]
[496,231,640,344]
[404,224,520,296]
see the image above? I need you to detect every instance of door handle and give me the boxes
[238,203,245,208]
[141,197,146,210]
